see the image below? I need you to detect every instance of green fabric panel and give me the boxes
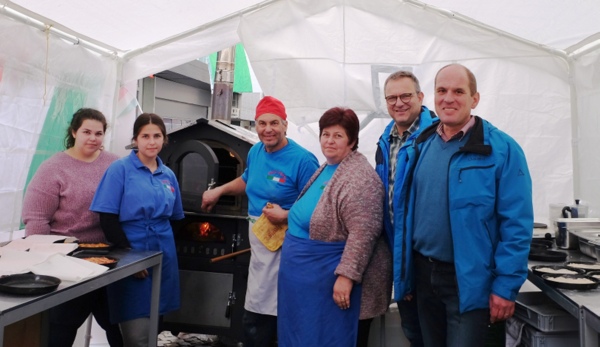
[21,88,87,227]
[208,44,253,93]
[209,52,217,81]
[233,44,252,93]
[23,88,87,193]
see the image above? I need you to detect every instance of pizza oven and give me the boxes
[159,118,257,342]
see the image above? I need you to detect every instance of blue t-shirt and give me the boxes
[288,164,338,239]
[90,150,184,223]
[241,138,319,216]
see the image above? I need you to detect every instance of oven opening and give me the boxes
[179,221,225,243]
[173,140,245,215]
[210,146,240,207]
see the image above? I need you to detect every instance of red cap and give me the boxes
[255,96,287,120]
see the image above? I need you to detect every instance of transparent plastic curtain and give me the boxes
[0,14,117,235]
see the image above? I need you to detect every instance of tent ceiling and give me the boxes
[3,0,267,53]
[423,0,600,53]
[4,0,600,58]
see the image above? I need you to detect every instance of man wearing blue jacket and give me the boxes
[406,64,533,346]
[375,70,437,347]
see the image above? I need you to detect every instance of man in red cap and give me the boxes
[201,96,319,347]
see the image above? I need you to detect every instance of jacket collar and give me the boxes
[383,106,438,143]
[416,116,492,156]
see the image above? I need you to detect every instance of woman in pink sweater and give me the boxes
[22,108,122,347]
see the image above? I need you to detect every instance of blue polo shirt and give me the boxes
[242,138,319,215]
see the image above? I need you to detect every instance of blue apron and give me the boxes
[107,218,180,323]
[278,233,361,347]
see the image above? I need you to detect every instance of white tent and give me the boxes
[1,0,600,236]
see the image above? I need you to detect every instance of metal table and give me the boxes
[0,249,162,347]
[527,249,600,346]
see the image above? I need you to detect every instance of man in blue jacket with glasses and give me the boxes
[375,70,437,347]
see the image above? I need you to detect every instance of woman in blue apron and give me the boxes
[278,107,391,347]
[91,113,184,347]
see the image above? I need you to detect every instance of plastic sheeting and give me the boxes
[239,0,578,223]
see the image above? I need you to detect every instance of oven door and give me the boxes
[166,140,219,213]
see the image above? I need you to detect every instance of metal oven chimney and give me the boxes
[210,47,236,121]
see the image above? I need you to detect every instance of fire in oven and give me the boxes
[159,119,257,342]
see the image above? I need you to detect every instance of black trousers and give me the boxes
[48,288,123,347]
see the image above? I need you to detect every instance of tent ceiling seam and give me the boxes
[121,0,280,62]
[0,2,120,59]
[568,32,600,59]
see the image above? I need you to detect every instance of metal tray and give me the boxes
[0,274,61,295]
[76,242,113,254]
[73,253,119,269]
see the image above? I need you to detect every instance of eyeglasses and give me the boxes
[385,93,415,105]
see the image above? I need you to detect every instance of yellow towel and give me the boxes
[251,203,287,251]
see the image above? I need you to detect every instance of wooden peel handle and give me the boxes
[210,248,251,263]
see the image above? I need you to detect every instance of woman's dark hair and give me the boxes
[132,113,168,145]
[64,108,108,149]
[319,107,359,151]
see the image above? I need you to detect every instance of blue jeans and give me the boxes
[414,252,489,347]
[243,310,277,347]
[397,298,424,347]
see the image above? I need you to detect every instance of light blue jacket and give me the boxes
[375,106,437,301]
[405,116,533,312]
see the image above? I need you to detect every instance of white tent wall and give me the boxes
[0,14,118,236]
[239,0,575,224]
[574,49,600,216]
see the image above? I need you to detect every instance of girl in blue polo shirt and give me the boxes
[91,113,184,347]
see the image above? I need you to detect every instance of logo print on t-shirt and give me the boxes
[161,180,175,193]
[266,170,286,183]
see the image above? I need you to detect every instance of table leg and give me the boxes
[148,254,162,347]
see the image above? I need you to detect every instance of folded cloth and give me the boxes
[29,253,108,282]
[0,248,48,276]
[251,213,287,251]
[505,317,525,347]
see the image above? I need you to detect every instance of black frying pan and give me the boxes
[0,274,61,295]
[528,250,567,262]
[541,273,600,290]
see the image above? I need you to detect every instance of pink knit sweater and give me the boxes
[22,151,119,243]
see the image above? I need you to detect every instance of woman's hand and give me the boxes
[333,275,354,310]
[133,269,149,279]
